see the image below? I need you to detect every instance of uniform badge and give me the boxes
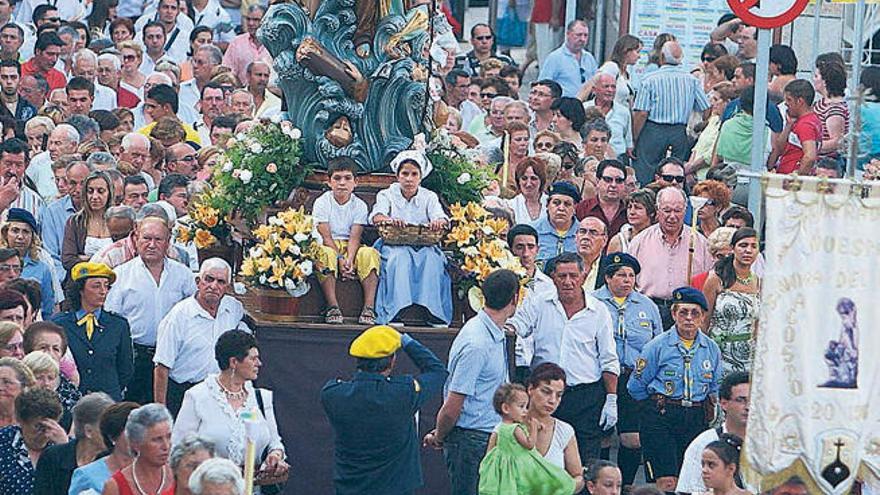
[702,372,713,380]
[613,255,621,263]
[638,311,647,319]
[664,381,674,395]
[635,358,647,374]
[702,359,712,371]
[702,383,709,394]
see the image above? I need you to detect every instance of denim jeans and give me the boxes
[443,427,491,495]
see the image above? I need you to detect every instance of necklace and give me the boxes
[132,457,166,495]
[217,375,247,402]
[735,272,754,286]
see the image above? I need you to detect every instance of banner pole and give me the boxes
[748,28,771,231]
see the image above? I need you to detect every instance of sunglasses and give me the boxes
[660,174,685,184]
[702,56,717,63]
[579,67,586,83]
[474,35,493,41]
[480,92,497,98]
[600,176,625,184]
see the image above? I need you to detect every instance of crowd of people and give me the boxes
[0,0,870,491]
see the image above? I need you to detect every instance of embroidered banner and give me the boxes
[743,176,880,494]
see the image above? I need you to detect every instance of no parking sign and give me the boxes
[727,0,811,28]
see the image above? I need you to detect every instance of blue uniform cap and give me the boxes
[6,208,38,234]
[603,252,640,276]
[548,181,582,204]
[672,286,708,311]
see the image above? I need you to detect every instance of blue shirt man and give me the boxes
[321,326,448,495]
[538,19,597,97]
[426,269,521,495]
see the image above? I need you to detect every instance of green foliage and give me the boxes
[422,130,495,206]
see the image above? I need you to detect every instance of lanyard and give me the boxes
[678,343,695,402]
[616,303,626,363]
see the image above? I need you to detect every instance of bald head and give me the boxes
[661,41,683,65]
[576,216,608,261]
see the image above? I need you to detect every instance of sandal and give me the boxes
[358,307,376,325]
[324,306,344,324]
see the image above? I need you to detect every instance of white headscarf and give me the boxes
[389,149,432,178]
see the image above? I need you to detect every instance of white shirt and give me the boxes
[17,0,90,26]
[104,257,196,346]
[505,193,548,226]
[542,418,575,469]
[513,268,553,367]
[154,295,250,383]
[172,376,285,466]
[312,191,369,241]
[584,99,633,156]
[93,83,117,111]
[368,184,447,225]
[25,151,58,200]
[178,79,200,124]
[134,13,193,63]
[508,286,620,385]
[192,0,235,42]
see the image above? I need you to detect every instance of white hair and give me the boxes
[656,186,687,207]
[661,41,682,65]
[197,44,223,65]
[97,53,121,71]
[54,124,81,145]
[490,96,514,111]
[72,48,97,67]
[125,404,172,445]
[146,72,173,86]
[121,132,151,152]
[188,458,245,495]
[24,116,55,135]
[198,257,232,283]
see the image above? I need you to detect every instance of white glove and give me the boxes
[599,393,618,430]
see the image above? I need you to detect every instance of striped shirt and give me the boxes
[814,96,849,157]
[4,185,44,224]
[633,65,710,125]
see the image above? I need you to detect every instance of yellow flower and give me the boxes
[446,225,473,247]
[268,262,287,285]
[241,258,256,277]
[484,217,509,237]
[277,237,293,254]
[202,212,219,228]
[253,224,273,241]
[194,229,217,249]
[256,256,272,273]
[177,228,192,243]
[449,203,467,222]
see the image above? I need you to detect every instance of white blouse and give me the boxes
[542,418,575,469]
[368,184,448,225]
[172,375,285,466]
[505,193,548,226]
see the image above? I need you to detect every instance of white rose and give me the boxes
[457,172,471,185]
[270,113,282,123]
[250,143,263,154]
[293,232,308,243]
[221,161,233,173]
[289,245,301,255]
[289,128,302,140]
[236,133,246,140]
[300,259,313,277]
[233,282,247,295]
[240,169,253,184]
[259,274,267,285]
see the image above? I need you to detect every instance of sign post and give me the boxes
[726,0,811,227]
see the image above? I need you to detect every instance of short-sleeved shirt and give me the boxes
[444,310,508,433]
[777,112,822,174]
[537,45,598,98]
[312,191,369,241]
[632,65,709,125]
[814,97,849,157]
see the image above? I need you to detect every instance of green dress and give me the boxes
[478,422,576,495]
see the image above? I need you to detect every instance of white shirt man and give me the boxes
[153,258,249,414]
[135,9,193,64]
[191,0,235,43]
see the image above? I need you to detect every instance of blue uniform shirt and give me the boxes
[627,327,722,402]
[535,216,578,263]
[592,286,664,369]
[445,310,508,433]
[21,253,55,320]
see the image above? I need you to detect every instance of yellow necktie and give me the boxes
[77,313,97,340]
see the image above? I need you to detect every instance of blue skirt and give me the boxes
[374,240,453,324]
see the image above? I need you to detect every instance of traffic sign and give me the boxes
[727,0,811,28]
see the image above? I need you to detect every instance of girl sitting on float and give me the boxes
[369,150,452,326]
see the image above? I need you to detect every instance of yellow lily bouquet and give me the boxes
[445,202,528,311]
[176,189,233,249]
[240,208,326,297]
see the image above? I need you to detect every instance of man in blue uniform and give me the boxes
[320,325,448,495]
[593,252,663,490]
[627,286,722,495]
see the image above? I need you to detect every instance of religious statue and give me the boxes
[820,297,859,389]
[257,0,456,172]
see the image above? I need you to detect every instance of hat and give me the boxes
[548,181,581,204]
[603,252,640,276]
[71,262,116,284]
[6,208,38,234]
[389,149,432,178]
[349,325,402,359]
[672,286,708,311]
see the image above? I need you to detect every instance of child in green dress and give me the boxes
[478,384,577,495]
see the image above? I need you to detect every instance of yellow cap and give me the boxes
[349,325,402,359]
[71,262,116,284]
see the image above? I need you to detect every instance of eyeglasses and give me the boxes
[474,35,493,41]
[675,308,703,319]
[0,264,21,273]
[480,92,497,98]
[3,342,22,353]
[600,176,625,184]
[705,199,716,207]
[660,174,685,184]
[177,155,198,162]
[122,54,137,61]
[577,228,606,237]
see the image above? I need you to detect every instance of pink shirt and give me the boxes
[222,33,272,84]
[627,223,712,300]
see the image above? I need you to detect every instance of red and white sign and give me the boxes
[727,0,810,28]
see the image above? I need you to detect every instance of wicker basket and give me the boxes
[378,223,447,246]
